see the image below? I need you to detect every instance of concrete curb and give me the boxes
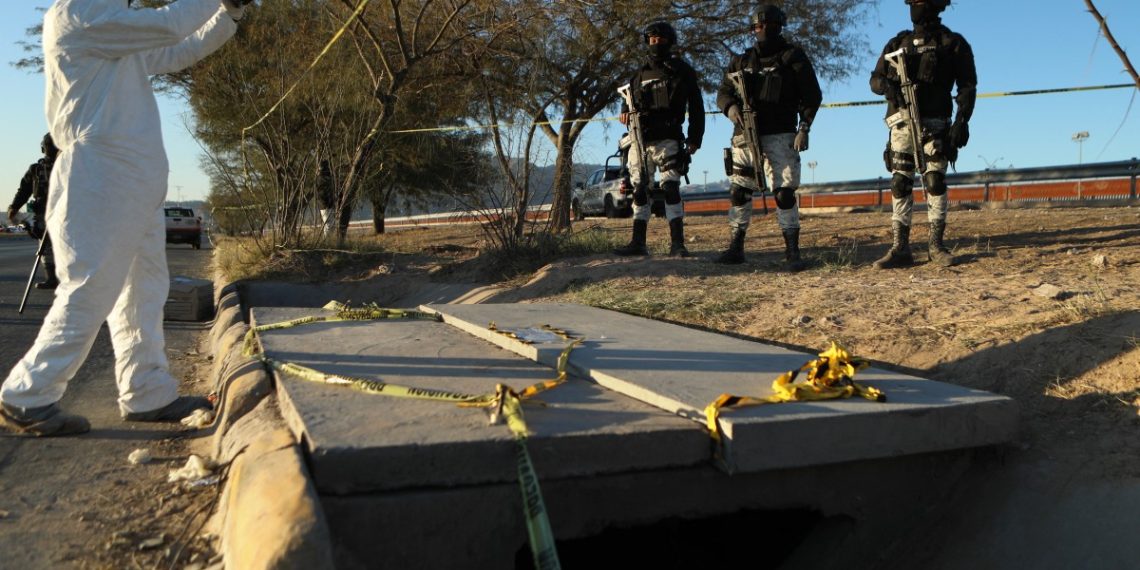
[207,277,335,569]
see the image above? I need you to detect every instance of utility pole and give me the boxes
[1072,131,1089,198]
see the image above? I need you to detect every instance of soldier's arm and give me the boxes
[10,165,36,212]
[795,51,823,129]
[715,56,741,114]
[869,36,902,96]
[952,35,978,124]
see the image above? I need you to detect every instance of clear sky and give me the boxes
[2,1,1137,204]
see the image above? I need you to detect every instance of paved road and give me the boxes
[0,235,215,568]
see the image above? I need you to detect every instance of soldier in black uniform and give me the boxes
[869,0,976,268]
[8,133,59,289]
[613,21,704,257]
[714,4,821,269]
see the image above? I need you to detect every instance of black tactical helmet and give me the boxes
[905,0,950,8]
[41,133,56,156]
[643,21,677,45]
[753,4,788,27]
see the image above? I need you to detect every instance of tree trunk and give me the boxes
[371,194,387,234]
[336,196,354,242]
[549,128,577,232]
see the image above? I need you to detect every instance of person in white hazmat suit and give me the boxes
[0,0,251,437]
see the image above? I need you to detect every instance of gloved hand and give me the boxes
[948,119,970,149]
[7,207,18,224]
[726,105,743,127]
[685,142,699,155]
[221,0,253,21]
[886,80,904,109]
[793,127,809,152]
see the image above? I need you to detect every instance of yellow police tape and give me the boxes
[703,341,885,443]
[242,303,574,570]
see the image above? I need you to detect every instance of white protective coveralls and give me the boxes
[0,0,236,415]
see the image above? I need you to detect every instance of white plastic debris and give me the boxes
[509,327,561,343]
[168,455,214,483]
[180,408,215,428]
[128,448,153,465]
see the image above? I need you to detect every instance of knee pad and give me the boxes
[661,180,682,205]
[923,171,947,196]
[890,172,914,199]
[730,184,753,207]
[632,184,649,206]
[774,187,797,210]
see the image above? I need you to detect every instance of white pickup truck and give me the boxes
[572,153,631,219]
[572,147,664,220]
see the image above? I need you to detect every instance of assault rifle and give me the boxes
[617,82,651,192]
[726,70,769,215]
[883,47,927,175]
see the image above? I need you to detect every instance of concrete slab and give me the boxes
[423,303,1018,473]
[251,308,710,495]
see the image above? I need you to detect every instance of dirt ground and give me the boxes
[0,249,220,570]
[339,203,1139,565]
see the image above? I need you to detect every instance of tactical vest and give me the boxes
[742,50,792,106]
[891,28,964,118]
[633,67,673,113]
[32,160,52,203]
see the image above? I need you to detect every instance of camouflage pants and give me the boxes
[888,117,949,225]
[627,138,686,222]
[727,132,801,232]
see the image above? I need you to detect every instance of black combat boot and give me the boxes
[782,228,806,271]
[714,228,747,265]
[613,219,649,256]
[873,222,914,269]
[35,260,59,290]
[928,221,956,267]
[668,218,689,257]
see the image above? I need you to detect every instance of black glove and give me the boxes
[886,80,904,109]
[949,119,970,149]
[726,105,743,127]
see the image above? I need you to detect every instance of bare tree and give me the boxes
[1083,0,1140,89]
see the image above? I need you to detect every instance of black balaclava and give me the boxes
[648,40,671,62]
[910,4,941,33]
[754,24,782,48]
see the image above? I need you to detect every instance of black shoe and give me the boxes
[873,222,914,270]
[668,218,689,257]
[614,219,649,256]
[613,243,649,256]
[714,228,747,265]
[0,402,90,437]
[123,396,212,423]
[782,229,806,272]
[34,278,59,290]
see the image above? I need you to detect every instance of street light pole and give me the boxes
[806,161,817,184]
[1072,131,1089,198]
[703,170,708,188]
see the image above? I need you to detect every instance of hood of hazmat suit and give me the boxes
[1,0,236,415]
